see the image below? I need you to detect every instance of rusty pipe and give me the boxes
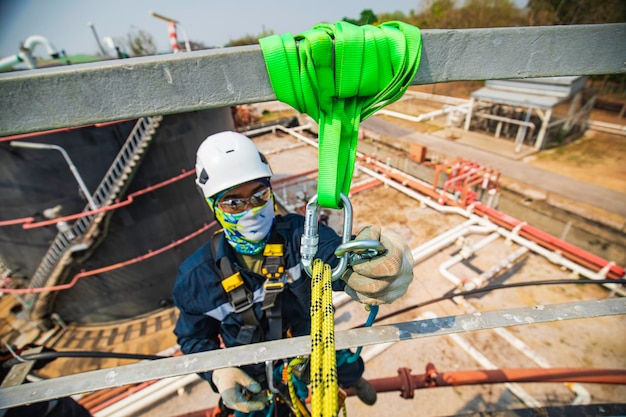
[344,364,626,399]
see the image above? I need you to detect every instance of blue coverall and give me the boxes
[172,213,364,399]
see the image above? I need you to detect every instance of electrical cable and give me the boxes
[3,280,623,372]
[362,278,626,326]
[2,350,166,369]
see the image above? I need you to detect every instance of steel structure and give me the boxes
[0,23,625,412]
[0,24,625,136]
[0,298,624,408]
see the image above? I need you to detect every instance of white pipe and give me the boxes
[376,105,469,124]
[587,120,626,132]
[0,55,23,70]
[10,141,99,210]
[279,123,622,291]
[403,90,470,106]
[356,164,469,217]
[465,246,529,291]
[496,227,625,294]
[361,342,396,362]
[474,112,537,131]
[275,124,319,148]
[411,218,479,262]
[23,35,59,57]
[94,374,200,417]
[438,232,500,286]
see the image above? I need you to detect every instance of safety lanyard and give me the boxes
[260,21,422,209]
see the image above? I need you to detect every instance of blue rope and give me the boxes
[336,305,379,365]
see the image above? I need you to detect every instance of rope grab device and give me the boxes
[261,20,422,416]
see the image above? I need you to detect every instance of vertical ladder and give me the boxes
[24,116,163,318]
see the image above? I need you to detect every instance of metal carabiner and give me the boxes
[265,360,281,396]
[334,239,387,267]
[300,193,353,281]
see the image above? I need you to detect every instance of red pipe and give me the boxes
[358,157,624,280]
[344,365,626,399]
[0,216,36,227]
[0,120,131,142]
[168,365,626,417]
[0,169,195,229]
[474,203,625,279]
[271,169,318,186]
[1,221,215,294]
[350,179,384,195]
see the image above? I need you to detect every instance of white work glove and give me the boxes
[212,367,267,413]
[341,225,414,305]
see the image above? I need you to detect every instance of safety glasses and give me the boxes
[216,187,272,214]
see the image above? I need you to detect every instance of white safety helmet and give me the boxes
[195,131,272,199]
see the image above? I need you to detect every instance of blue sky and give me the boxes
[0,0,528,59]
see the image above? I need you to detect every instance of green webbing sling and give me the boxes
[260,21,422,209]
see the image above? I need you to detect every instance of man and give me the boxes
[172,131,414,416]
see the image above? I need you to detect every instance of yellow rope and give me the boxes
[310,258,338,416]
[287,357,311,417]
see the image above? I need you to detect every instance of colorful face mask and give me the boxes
[214,196,275,255]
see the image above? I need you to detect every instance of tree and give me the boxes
[407,0,527,29]
[378,10,408,22]
[411,0,457,28]
[461,0,525,28]
[126,29,157,56]
[178,39,212,51]
[343,9,379,25]
[527,0,626,25]
[226,28,274,47]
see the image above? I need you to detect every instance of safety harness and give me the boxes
[212,227,313,416]
[211,228,287,344]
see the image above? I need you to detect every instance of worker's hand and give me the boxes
[212,367,267,413]
[341,226,414,305]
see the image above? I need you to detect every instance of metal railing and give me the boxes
[0,24,624,136]
[24,116,162,316]
[1,297,624,408]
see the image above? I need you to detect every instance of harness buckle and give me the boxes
[262,257,285,279]
[264,280,285,293]
[230,287,254,314]
[221,271,244,293]
[262,278,285,311]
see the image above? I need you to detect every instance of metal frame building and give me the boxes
[464,76,594,151]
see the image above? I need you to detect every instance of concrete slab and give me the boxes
[432,127,538,161]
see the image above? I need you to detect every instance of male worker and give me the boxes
[172,131,414,416]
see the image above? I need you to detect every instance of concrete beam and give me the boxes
[0,24,625,136]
